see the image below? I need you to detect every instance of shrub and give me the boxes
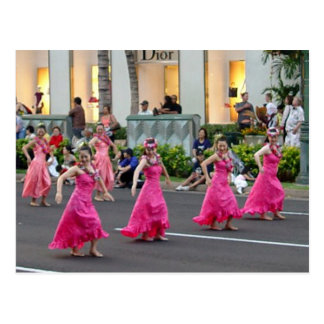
[232,143,300,182]
[132,144,192,178]
[201,123,238,140]
[16,139,29,169]
[241,127,267,136]
[278,146,300,182]
[114,127,127,140]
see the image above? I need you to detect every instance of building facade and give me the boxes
[16,50,276,126]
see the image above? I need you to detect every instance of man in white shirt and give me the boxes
[265,93,277,128]
[138,100,153,115]
[281,96,305,147]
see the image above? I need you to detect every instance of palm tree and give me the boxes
[97,50,111,111]
[125,50,139,114]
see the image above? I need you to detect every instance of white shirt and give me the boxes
[266,102,277,115]
[285,106,305,132]
[138,110,153,115]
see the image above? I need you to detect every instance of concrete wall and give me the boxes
[179,50,205,123]
[111,50,131,127]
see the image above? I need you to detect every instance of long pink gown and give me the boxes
[22,141,51,198]
[193,159,242,225]
[121,156,169,238]
[242,151,284,215]
[49,172,109,250]
[94,138,114,192]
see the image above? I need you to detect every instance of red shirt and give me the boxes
[49,134,63,148]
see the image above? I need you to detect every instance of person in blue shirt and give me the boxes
[192,128,212,162]
[176,149,212,191]
[115,148,139,188]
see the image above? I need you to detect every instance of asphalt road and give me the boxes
[16,183,309,272]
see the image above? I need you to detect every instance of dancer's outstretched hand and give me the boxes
[55,193,62,204]
[259,167,264,174]
[166,179,173,189]
[206,178,212,187]
[131,185,136,197]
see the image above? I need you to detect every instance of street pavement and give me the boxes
[16,182,309,273]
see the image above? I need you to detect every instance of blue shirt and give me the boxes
[119,156,139,171]
[192,138,212,151]
[193,161,213,175]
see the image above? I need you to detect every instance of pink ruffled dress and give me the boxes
[121,155,170,238]
[93,136,114,191]
[22,140,51,199]
[49,171,109,250]
[242,150,284,215]
[193,158,242,226]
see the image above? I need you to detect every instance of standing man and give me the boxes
[69,97,86,141]
[138,100,153,115]
[235,92,254,130]
[281,96,304,147]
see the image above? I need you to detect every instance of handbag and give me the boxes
[110,122,121,131]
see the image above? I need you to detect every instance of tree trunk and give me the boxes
[97,50,111,112]
[125,50,139,114]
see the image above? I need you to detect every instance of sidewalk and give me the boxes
[161,181,309,200]
[16,174,309,200]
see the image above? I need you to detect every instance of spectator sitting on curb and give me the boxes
[72,127,94,153]
[115,148,139,188]
[233,166,255,195]
[176,149,212,191]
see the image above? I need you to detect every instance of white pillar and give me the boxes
[111,50,131,127]
[179,50,205,123]
[49,50,72,114]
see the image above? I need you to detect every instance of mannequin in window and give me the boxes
[34,85,44,114]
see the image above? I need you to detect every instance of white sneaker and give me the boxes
[182,186,190,191]
[237,187,243,194]
[176,185,183,191]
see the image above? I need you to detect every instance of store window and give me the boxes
[136,50,179,110]
[16,50,50,115]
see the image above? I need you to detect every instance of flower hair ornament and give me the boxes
[143,137,158,149]
[267,127,280,137]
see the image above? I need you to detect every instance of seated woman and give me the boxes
[115,148,139,188]
[176,149,212,191]
[56,145,77,185]
[192,128,212,162]
[49,126,64,149]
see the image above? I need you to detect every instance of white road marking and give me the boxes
[16,266,59,273]
[281,211,309,215]
[115,228,308,248]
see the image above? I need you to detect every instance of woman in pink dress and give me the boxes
[89,123,118,201]
[193,135,242,230]
[49,146,110,257]
[121,138,172,241]
[22,125,52,207]
[242,127,285,220]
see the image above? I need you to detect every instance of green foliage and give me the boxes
[201,124,239,143]
[241,127,267,136]
[278,146,300,182]
[133,144,192,178]
[232,144,262,176]
[232,143,300,182]
[114,127,127,139]
[16,139,29,169]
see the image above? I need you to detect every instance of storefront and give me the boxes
[16,50,271,126]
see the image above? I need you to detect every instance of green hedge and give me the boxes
[232,143,300,182]
[133,144,192,178]
[201,123,239,141]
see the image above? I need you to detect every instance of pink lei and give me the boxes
[217,151,233,172]
[264,143,282,158]
[34,136,50,154]
[78,163,101,181]
[94,133,111,146]
[142,153,161,166]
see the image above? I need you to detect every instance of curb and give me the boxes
[16,174,309,200]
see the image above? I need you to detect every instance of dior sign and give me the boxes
[137,50,178,63]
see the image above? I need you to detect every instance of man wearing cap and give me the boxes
[138,100,153,115]
[115,148,139,188]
